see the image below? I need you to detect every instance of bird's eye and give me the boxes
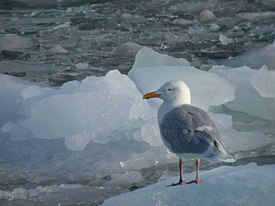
[166,88,172,92]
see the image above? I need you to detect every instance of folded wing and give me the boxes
[160,104,223,155]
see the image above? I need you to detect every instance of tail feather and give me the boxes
[206,142,236,163]
[215,140,236,163]
[220,153,236,163]
[207,153,236,163]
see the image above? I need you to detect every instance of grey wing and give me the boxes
[160,105,221,154]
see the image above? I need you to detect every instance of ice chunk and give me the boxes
[2,123,34,141]
[236,11,275,21]
[0,58,273,186]
[2,48,270,157]
[129,47,190,69]
[209,113,272,154]
[118,147,177,171]
[48,45,69,54]
[112,42,144,59]
[209,113,233,129]
[211,65,275,120]
[20,85,45,100]
[30,101,123,141]
[172,18,194,26]
[258,0,275,7]
[219,33,234,45]
[250,66,275,99]
[102,69,153,120]
[221,128,272,154]
[133,121,162,146]
[129,47,235,110]
[0,74,30,126]
[0,34,33,52]
[75,63,89,70]
[226,42,275,70]
[103,164,275,206]
[65,132,94,151]
[2,70,153,147]
[23,91,132,139]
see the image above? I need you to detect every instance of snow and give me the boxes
[102,163,275,206]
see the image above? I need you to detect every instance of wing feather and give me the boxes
[160,104,222,155]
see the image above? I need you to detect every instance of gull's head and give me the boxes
[143,80,191,105]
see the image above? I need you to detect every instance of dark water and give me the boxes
[0,0,274,85]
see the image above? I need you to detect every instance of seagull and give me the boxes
[143,80,235,186]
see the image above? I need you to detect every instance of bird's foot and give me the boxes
[166,180,186,187]
[186,179,203,184]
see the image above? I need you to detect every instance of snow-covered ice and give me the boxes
[103,163,275,206]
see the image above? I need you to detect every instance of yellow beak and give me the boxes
[143,91,161,99]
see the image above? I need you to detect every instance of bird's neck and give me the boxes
[158,99,191,125]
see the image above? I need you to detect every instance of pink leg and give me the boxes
[187,159,203,184]
[167,159,186,187]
